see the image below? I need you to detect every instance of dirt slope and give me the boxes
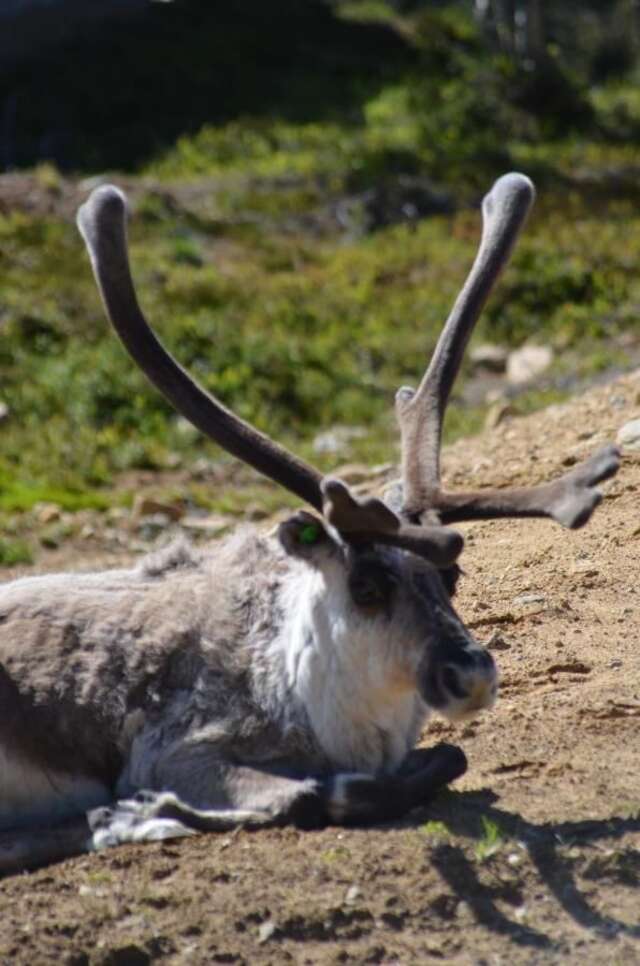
[1,372,639,966]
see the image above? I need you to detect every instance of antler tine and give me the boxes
[432,442,620,530]
[77,185,325,512]
[396,173,535,517]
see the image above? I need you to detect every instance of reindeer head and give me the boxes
[77,175,619,731]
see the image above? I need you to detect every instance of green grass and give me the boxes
[419,820,452,843]
[2,3,640,536]
[1,179,638,526]
[474,816,507,862]
[0,538,33,568]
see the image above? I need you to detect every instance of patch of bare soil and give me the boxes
[1,373,639,966]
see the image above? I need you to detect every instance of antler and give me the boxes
[77,186,325,513]
[77,186,464,566]
[395,172,620,529]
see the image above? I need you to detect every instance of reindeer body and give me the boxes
[0,172,620,874]
[0,528,475,845]
[0,536,294,824]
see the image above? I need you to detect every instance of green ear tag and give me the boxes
[299,523,320,545]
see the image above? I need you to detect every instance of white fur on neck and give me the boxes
[270,557,427,775]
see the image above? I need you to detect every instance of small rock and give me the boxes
[513,593,547,607]
[616,417,640,451]
[514,905,528,923]
[506,345,553,385]
[345,885,362,905]
[34,502,61,524]
[470,343,508,373]
[0,401,9,422]
[257,921,277,944]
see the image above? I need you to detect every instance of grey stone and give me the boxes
[616,417,640,450]
[506,345,553,385]
[470,343,508,373]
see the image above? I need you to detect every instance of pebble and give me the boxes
[513,593,547,607]
[345,885,362,904]
[34,502,61,524]
[506,345,553,385]
[257,921,277,944]
[514,905,528,923]
[469,343,508,373]
[616,417,640,451]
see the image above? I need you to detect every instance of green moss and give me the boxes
[0,538,33,567]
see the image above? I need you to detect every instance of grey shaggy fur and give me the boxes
[0,531,324,794]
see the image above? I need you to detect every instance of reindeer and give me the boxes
[0,173,620,875]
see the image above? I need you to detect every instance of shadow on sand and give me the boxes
[408,788,640,951]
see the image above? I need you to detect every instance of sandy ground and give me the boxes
[1,371,639,966]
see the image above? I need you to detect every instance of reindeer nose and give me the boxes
[445,646,497,719]
[423,644,498,721]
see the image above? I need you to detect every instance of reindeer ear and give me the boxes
[277,511,336,560]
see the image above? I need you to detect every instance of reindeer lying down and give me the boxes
[0,174,620,874]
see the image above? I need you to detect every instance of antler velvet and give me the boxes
[395,173,620,529]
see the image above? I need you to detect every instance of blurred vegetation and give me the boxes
[1,0,640,529]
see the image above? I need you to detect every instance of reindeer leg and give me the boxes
[88,791,273,848]
[0,817,93,877]
[326,743,467,826]
[88,763,331,848]
[88,744,467,847]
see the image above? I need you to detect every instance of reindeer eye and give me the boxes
[299,523,321,545]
